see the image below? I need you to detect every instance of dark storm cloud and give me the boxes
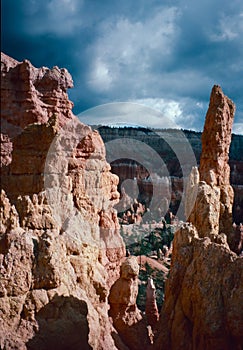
[2,0,243,133]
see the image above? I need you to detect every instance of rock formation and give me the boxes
[97,127,243,224]
[1,52,242,350]
[0,52,126,349]
[108,256,150,349]
[154,223,243,350]
[154,86,243,350]
[187,85,236,246]
[145,278,159,329]
[200,85,235,185]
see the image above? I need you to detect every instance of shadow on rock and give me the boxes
[26,295,92,350]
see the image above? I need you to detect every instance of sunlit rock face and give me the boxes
[0,52,126,350]
[108,256,150,350]
[1,52,242,350]
[154,86,243,350]
[187,85,235,243]
[154,223,243,350]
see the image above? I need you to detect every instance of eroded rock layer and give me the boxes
[0,52,126,349]
[97,127,243,224]
[109,256,150,350]
[187,86,235,243]
[1,53,242,350]
[154,224,243,350]
[155,86,243,350]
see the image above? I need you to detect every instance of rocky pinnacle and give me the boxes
[187,85,235,240]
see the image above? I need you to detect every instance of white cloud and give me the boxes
[196,102,204,109]
[129,98,207,131]
[25,0,83,36]
[233,122,243,135]
[88,60,113,92]
[48,0,78,13]
[13,0,242,133]
[79,102,177,128]
[129,98,183,126]
[78,97,205,131]
[210,12,243,41]
[87,7,180,93]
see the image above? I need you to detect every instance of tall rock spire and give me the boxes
[154,87,242,350]
[145,277,159,329]
[200,85,235,186]
[187,85,235,242]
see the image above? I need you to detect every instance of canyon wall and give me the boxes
[97,127,243,224]
[0,53,127,349]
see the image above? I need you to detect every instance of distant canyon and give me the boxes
[96,126,243,224]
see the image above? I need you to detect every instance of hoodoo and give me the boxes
[154,86,243,350]
[0,52,126,349]
[1,53,242,349]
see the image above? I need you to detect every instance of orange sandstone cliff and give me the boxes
[0,52,126,349]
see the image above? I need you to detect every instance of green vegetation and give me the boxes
[121,224,175,258]
[137,262,166,311]
[120,223,175,311]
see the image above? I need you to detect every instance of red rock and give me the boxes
[145,277,159,329]
[108,256,150,349]
[0,53,127,349]
[187,86,235,243]
[1,53,73,132]
[154,223,243,350]
[98,127,243,224]
[154,86,243,350]
[200,85,235,186]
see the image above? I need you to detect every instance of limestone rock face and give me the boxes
[0,53,126,349]
[187,85,235,242]
[109,256,150,350]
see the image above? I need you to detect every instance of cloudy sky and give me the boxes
[2,0,243,133]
